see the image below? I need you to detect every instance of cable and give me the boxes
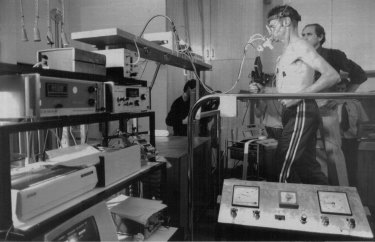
[130,38,141,65]
[50,129,62,148]
[242,101,251,125]
[139,60,149,79]
[134,14,177,66]
[40,129,50,160]
[139,14,175,38]
[85,124,89,143]
[181,50,214,94]
[69,126,77,146]
[138,14,215,95]
[224,33,273,94]
[2,225,24,241]
[4,224,13,241]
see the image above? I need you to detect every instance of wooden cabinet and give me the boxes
[155,136,211,240]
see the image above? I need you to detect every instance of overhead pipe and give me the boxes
[46,0,54,46]
[33,0,41,42]
[19,0,28,41]
[60,0,69,47]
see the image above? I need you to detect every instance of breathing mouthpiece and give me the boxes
[263,38,274,50]
[256,37,274,52]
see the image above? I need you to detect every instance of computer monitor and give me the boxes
[43,202,118,242]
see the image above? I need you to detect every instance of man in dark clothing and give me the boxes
[165,79,196,136]
[302,23,367,186]
[302,24,367,89]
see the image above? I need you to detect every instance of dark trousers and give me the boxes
[276,100,328,185]
[342,138,359,186]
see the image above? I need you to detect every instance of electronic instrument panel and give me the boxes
[218,179,373,239]
[0,74,106,119]
[105,82,150,113]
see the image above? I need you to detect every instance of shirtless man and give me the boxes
[250,5,340,184]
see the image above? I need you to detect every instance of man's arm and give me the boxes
[332,49,367,85]
[165,100,179,127]
[300,41,340,93]
[255,100,267,118]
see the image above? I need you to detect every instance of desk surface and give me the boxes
[155,136,210,159]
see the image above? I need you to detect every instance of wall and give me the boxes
[0,0,17,64]
[0,0,70,64]
[67,0,168,132]
[263,0,375,72]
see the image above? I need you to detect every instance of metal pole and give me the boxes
[0,130,12,235]
[187,106,220,240]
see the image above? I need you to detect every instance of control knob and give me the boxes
[321,216,329,226]
[348,218,356,229]
[253,210,260,220]
[88,86,96,93]
[230,208,238,218]
[88,99,96,106]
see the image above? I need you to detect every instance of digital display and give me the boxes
[52,216,100,241]
[46,83,68,97]
[126,88,139,98]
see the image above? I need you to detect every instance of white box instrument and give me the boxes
[97,145,141,187]
[12,166,98,221]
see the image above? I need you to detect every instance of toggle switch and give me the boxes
[321,216,329,226]
[253,210,260,220]
[348,218,356,229]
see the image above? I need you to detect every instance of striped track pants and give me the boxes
[277,100,328,185]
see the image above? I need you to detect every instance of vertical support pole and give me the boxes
[0,130,12,234]
[216,112,222,192]
[250,100,255,124]
[80,125,86,144]
[149,112,155,147]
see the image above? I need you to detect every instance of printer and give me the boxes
[11,144,100,221]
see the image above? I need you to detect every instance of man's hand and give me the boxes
[280,99,301,108]
[182,116,188,124]
[326,100,338,109]
[249,82,264,94]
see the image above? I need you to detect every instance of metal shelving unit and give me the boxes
[71,28,212,72]
[0,111,163,240]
